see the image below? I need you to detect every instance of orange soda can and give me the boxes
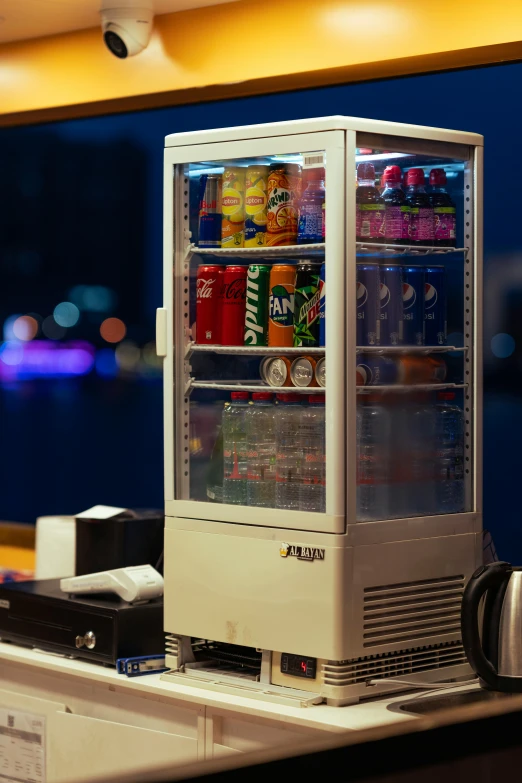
[266,163,302,246]
[268,264,296,347]
[222,167,245,248]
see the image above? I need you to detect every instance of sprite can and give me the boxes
[244,264,270,345]
[293,261,322,347]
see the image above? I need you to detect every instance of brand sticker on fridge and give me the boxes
[280,543,325,562]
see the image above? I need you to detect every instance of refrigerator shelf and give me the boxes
[188,242,467,260]
[187,343,325,356]
[356,346,467,355]
[189,380,320,394]
[357,383,468,394]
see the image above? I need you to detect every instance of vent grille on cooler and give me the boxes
[323,642,467,686]
[362,575,465,648]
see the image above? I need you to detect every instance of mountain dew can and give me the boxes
[244,264,270,345]
[293,261,322,347]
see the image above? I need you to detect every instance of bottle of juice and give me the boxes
[298,167,325,244]
[356,162,385,244]
[381,165,410,245]
[429,169,457,248]
[405,168,434,246]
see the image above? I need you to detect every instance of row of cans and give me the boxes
[261,355,325,388]
[196,261,326,347]
[356,355,447,386]
[357,262,446,347]
[198,163,303,249]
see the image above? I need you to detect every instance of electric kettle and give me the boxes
[461,561,522,692]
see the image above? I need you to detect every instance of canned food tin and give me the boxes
[244,166,268,247]
[244,264,270,346]
[315,357,325,387]
[198,174,222,247]
[222,167,246,248]
[264,356,292,387]
[266,163,302,246]
[290,356,318,387]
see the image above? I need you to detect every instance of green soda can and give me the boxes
[293,260,322,347]
[244,264,270,345]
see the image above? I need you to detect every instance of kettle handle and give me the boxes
[461,562,514,690]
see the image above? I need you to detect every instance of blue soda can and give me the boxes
[198,174,222,247]
[424,265,447,346]
[319,262,326,346]
[402,265,425,346]
[356,355,398,386]
[379,263,404,346]
[356,263,380,346]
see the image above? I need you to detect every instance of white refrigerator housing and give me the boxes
[158,116,483,706]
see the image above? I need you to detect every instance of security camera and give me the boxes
[100,1,153,58]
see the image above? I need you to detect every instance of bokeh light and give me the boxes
[142,341,161,367]
[12,315,38,341]
[42,316,66,340]
[69,285,116,312]
[95,348,118,377]
[491,333,516,359]
[100,317,126,343]
[3,315,22,341]
[53,301,80,328]
[115,340,140,371]
[0,342,23,366]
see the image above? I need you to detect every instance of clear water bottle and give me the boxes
[356,395,392,521]
[222,391,249,505]
[434,391,465,513]
[246,392,276,508]
[275,393,303,510]
[300,394,325,512]
[409,395,437,517]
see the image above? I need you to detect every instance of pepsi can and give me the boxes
[379,263,404,346]
[424,266,447,346]
[356,263,380,346]
[402,265,425,346]
[319,262,326,346]
[356,355,398,386]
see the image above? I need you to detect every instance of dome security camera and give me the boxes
[100,2,153,58]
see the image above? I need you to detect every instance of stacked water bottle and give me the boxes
[221,391,325,512]
[357,391,465,521]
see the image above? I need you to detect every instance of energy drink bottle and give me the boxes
[405,168,434,246]
[356,162,385,243]
[429,169,457,248]
[381,165,410,245]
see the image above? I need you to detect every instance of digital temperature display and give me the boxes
[280,653,317,679]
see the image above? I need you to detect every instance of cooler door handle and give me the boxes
[156,308,168,358]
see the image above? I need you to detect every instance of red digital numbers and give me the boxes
[301,661,307,673]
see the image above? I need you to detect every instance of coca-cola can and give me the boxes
[196,264,224,344]
[221,265,247,346]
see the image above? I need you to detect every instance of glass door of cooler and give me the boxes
[166,131,345,533]
[353,133,475,522]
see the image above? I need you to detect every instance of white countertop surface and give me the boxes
[0,640,480,735]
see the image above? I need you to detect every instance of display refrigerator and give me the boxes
[157,116,483,706]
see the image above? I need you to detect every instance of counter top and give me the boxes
[0,640,424,734]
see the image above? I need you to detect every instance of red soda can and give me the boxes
[221,265,247,345]
[196,264,224,344]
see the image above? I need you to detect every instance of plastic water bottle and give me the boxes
[434,391,465,513]
[356,395,391,521]
[222,391,249,505]
[275,393,303,510]
[409,395,437,517]
[299,394,325,512]
[246,392,276,507]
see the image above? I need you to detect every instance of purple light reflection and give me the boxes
[0,340,95,380]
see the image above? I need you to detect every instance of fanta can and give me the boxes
[245,166,268,247]
[268,264,296,347]
[222,167,245,248]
